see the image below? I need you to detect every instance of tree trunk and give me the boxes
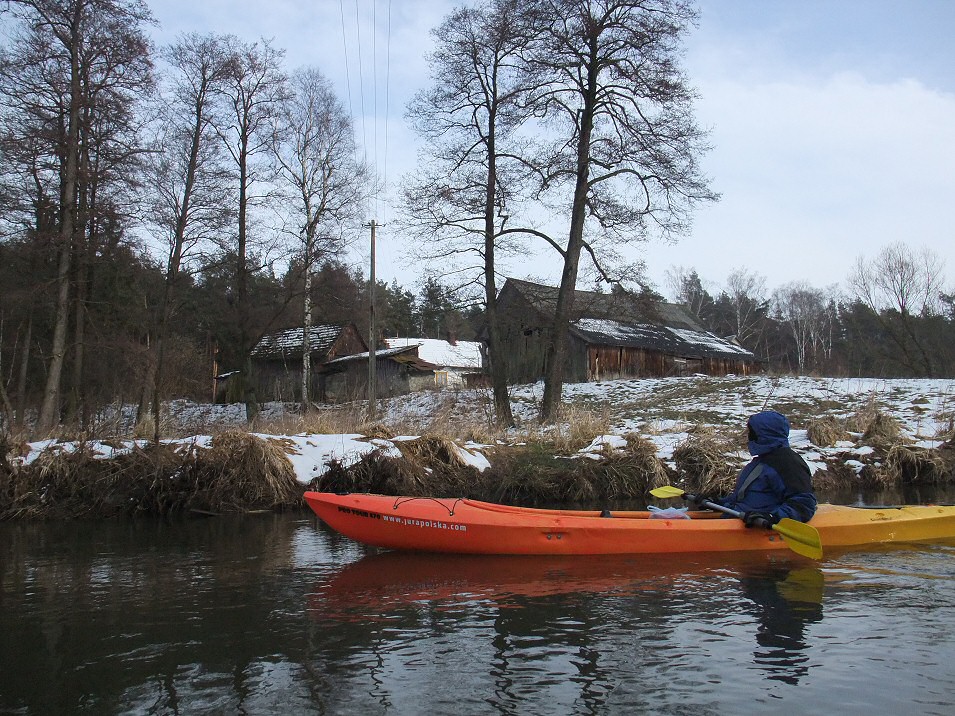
[236,139,258,424]
[302,265,312,412]
[136,342,156,432]
[15,314,32,430]
[540,40,599,423]
[36,5,83,435]
[151,84,206,441]
[68,109,95,429]
[0,373,14,430]
[483,107,514,428]
[36,219,73,435]
[69,266,87,427]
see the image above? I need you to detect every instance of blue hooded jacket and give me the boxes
[721,411,817,523]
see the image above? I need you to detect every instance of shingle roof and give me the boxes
[504,278,755,361]
[251,325,347,360]
[504,277,701,329]
[571,318,753,360]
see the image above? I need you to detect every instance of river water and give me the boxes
[2,511,955,715]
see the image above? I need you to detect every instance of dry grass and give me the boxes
[620,434,673,491]
[806,416,850,447]
[192,431,302,511]
[810,462,859,492]
[0,432,302,519]
[884,444,949,484]
[860,412,905,448]
[935,410,955,441]
[312,433,674,508]
[525,404,613,454]
[671,429,740,495]
[7,378,955,519]
[847,395,881,432]
[275,403,368,436]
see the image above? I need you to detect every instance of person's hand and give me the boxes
[684,493,717,509]
[743,511,778,529]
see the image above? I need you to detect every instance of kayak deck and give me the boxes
[304,491,955,556]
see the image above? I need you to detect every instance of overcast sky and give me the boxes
[149,0,955,299]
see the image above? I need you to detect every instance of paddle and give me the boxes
[650,485,823,560]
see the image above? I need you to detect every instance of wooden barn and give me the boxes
[496,278,758,384]
[320,345,442,400]
[251,324,367,402]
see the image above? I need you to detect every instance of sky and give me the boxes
[148,0,955,300]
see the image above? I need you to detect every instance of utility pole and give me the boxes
[366,219,378,419]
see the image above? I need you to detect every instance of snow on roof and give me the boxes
[666,328,754,357]
[572,318,754,359]
[252,325,346,358]
[382,338,483,369]
[574,318,664,342]
[325,345,421,364]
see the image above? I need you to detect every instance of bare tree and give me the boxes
[405,0,545,427]
[4,0,154,434]
[215,37,288,423]
[530,0,718,420]
[723,268,768,347]
[142,33,234,440]
[271,67,369,412]
[0,16,64,429]
[69,4,154,426]
[773,282,828,373]
[848,242,946,376]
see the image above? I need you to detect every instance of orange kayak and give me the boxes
[303,491,955,556]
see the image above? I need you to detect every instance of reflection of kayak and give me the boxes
[308,550,809,617]
[303,491,955,556]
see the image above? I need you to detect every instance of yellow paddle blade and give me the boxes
[773,518,823,560]
[650,485,686,499]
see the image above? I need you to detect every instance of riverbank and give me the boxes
[3,376,954,518]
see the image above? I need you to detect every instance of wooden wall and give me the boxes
[321,359,439,402]
[586,347,755,380]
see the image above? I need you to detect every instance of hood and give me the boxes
[747,410,790,456]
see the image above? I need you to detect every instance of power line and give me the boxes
[383,0,392,224]
[339,1,392,224]
[353,0,368,174]
[372,0,378,221]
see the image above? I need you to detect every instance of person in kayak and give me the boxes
[697,410,817,528]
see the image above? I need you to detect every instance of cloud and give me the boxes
[640,70,955,293]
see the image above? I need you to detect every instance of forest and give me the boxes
[1,1,953,439]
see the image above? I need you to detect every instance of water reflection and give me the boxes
[5,516,955,715]
[737,564,824,685]
[0,516,352,714]
[308,550,826,699]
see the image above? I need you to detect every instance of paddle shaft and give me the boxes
[688,494,744,519]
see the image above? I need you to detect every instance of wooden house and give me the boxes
[381,337,485,387]
[496,278,758,383]
[251,324,366,402]
[320,345,441,400]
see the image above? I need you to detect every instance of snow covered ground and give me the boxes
[12,376,955,485]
